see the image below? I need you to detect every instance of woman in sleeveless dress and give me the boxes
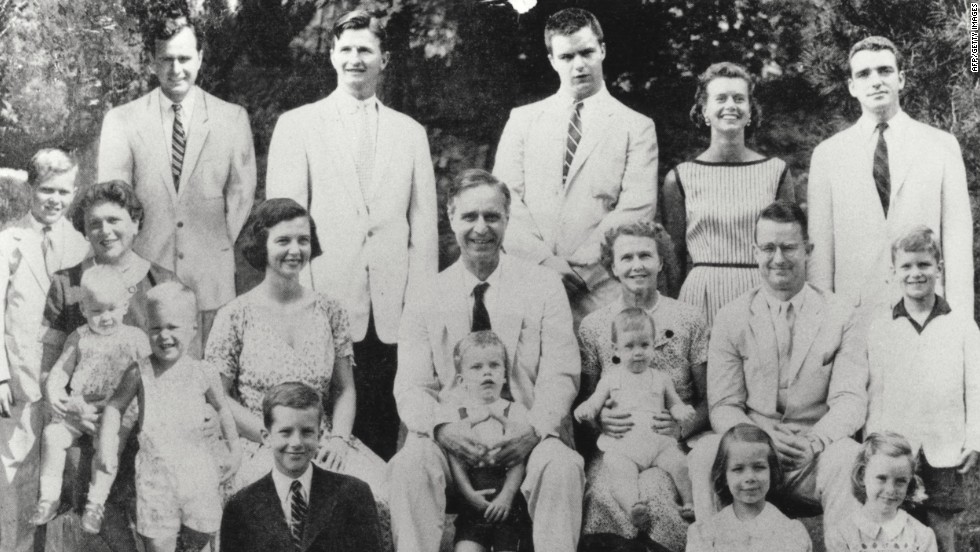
[662,62,794,325]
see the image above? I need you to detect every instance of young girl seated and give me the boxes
[574,308,697,528]
[686,424,811,552]
[825,432,937,551]
[97,282,241,552]
[446,331,530,552]
[31,266,149,534]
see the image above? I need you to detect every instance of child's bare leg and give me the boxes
[37,423,77,502]
[454,540,487,552]
[604,452,647,529]
[656,446,695,521]
[927,510,956,552]
[88,423,132,506]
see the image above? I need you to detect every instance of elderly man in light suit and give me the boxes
[98,11,256,347]
[493,8,657,325]
[807,36,973,313]
[266,10,437,460]
[389,170,584,552]
[0,151,89,552]
[687,201,866,543]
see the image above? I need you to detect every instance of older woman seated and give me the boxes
[577,221,709,551]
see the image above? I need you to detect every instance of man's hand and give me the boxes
[0,382,13,417]
[957,449,979,474]
[486,419,539,468]
[771,426,812,471]
[435,421,488,466]
[542,257,588,298]
[485,490,514,522]
[598,397,633,438]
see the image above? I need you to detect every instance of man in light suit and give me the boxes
[98,10,256,346]
[266,10,438,460]
[389,170,584,552]
[493,8,658,324]
[0,150,89,552]
[687,201,866,542]
[807,36,973,312]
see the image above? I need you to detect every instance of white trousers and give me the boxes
[0,401,42,552]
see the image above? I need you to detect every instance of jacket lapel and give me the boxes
[251,474,293,545]
[319,94,369,214]
[136,91,179,204]
[443,262,474,355]
[368,102,396,203]
[12,215,48,291]
[746,291,780,414]
[177,88,210,199]
[301,467,339,551]
[495,255,526,369]
[888,121,915,201]
[564,98,613,189]
[785,286,822,386]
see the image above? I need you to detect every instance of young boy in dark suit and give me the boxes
[221,382,381,552]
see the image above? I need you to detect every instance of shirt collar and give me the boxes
[462,398,511,425]
[892,295,951,332]
[157,86,198,117]
[857,109,911,138]
[855,508,909,541]
[335,91,378,115]
[271,462,314,506]
[462,261,502,294]
[27,214,53,235]
[558,82,610,109]
[762,284,809,315]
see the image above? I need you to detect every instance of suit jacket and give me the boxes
[266,90,438,344]
[97,87,256,311]
[0,215,89,403]
[707,284,868,446]
[220,465,381,552]
[394,254,580,443]
[493,87,657,294]
[807,113,973,311]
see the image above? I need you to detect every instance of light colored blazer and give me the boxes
[394,254,580,443]
[266,90,438,344]
[708,284,868,446]
[493,88,658,293]
[807,115,973,311]
[97,87,257,311]
[0,215,89,403]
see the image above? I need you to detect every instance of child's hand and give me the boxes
[222,443,242,482]
[957,449,979,474]
[484,490,514,523]
[464,488,494,513]
[573,403,596,424]
[316,435,350,472]
[669,404,696,424]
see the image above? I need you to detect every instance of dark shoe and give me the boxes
[679,505,696,523]
[81,502,104,534]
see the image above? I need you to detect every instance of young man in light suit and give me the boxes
[266,10,438,460]
[493,8,658,324]
[687,201,866,543]
[390,170,583,552]
[807,36,973,312]
[97,10,257,347]
[0,150,89,552]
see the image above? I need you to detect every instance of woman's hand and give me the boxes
[64,399,101,436]
[47,389,71,418]
[651,409,682,439]
[598,397,633,438]
[317,435,351,472]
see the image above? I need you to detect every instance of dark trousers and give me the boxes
[352,313,400,461]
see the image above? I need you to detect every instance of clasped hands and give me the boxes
[435,414,539,469]
[770,422,816,472]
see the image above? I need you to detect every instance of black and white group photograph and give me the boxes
[0,0,978,551]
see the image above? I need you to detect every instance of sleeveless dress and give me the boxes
[672,158,788,325]
[205,291,392,551]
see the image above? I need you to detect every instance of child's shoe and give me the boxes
[630,501,652,532]
[29,500,59,526]
[679,504,696,523]
[81,502,104,534]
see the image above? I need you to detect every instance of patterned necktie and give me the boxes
[171,103,185,192]
[562,101,583,188]
[873,122,890,215]
[41,225,56,277]
[289,480,307,550]
[472,282,491,332]
[356,101,375,199]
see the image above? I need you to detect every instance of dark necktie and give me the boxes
[171,103,185,192]
[472,282,491,332]
[873,122,890,214]
[562,101,583,188]
[289,480,307,550]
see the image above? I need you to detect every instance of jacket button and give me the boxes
[176,222,183,228]
[367,230,374,238]
[178,253,185,260]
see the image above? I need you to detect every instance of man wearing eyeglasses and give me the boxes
[687,201,867,543]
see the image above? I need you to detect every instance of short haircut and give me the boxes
[544,8,603,53]
[891,224,942,264]
[851,432,925,506]
[849,36,903,73]
[239,198,323,271]
[689,62,762,130]
[145,8,204,55]
[145,281,199,323]
[262,381,324,429]
[27,149,77,188]
[453,330,509,374]
[754,200,808,243]
[599,220,675,282]
[79,265,129,305]
[70,180,144,235]
[610,307,655,345]
[446,169,511,216]
[711,423,783,507]
[331,10,388,52]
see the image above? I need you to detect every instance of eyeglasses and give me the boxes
[755,242,808,258]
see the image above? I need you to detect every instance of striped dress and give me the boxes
[673,158,789,324]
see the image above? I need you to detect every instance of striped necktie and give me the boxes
[289,480,307,550]
[562,101,583,188]
[873,122,890,214]
[171,103,185,192]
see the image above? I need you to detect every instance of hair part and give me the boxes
[262,381,324,429]
[145,8,204,55]
[849,36,903,73]
[754,200,808,243]
[599,220,675,286]
[79,265,129,306]
[851,431,925,506]
[331,9,388,52]
[446,169,511,216]
[891,224,942,264]
[27,148,77,189]
[711,424,782,507]
[544,8,603,53]
[70,180,144,235]
[689,62,762,131]
[239,198,323,271]
[145,281,198,323]
[610,307,655,345]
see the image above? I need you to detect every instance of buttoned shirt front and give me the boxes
[157,87,199,154]
[271,463,313,525]
[460,262,502,328]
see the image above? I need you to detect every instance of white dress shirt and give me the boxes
[460,262,502,328]
[271,463,313,524]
